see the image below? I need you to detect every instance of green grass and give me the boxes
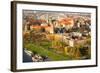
[24,43,72,61]
[39,41,52,49]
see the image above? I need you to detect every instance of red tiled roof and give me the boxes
[59,18,73,25]
[32,25,50,29]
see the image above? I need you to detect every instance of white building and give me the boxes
[69,39,74,47]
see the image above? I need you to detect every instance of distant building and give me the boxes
[58,18,74,29]
[24,21,31,32]
[72,32,82,37]
[69,39,74,47]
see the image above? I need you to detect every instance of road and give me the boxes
[23,49,33,62]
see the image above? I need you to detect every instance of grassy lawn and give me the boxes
[24,43,72,61]
[23,32,91,61]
